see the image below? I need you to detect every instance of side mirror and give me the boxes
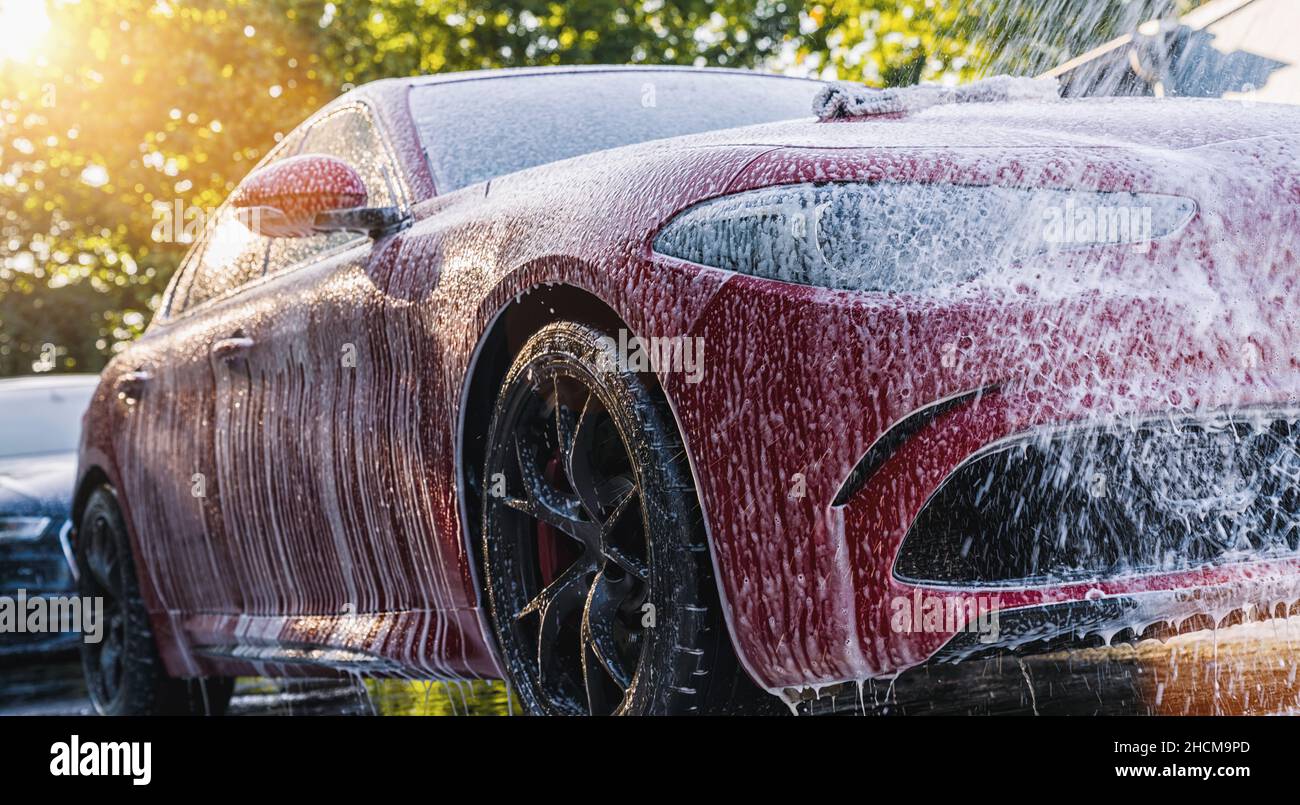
[230,153,404,239]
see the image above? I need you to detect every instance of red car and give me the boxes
[74,66,1300,715]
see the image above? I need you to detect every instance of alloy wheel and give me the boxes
[485,366,653,715]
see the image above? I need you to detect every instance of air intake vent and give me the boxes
[895,413,1300,586]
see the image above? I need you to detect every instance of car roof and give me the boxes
[382,64,825,92]
[0,374,99,393]
[379,68,1299,153]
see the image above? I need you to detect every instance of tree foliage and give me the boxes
[0,0,1187,375]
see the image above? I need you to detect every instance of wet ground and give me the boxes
[0,654,517,716]
[823,617,1300,715]
[4,616,1300,715]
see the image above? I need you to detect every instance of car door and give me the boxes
[109,179,286,621]
[211,103,422,619]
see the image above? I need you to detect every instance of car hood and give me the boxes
[483,96,1300,224]
[0,452,76,517]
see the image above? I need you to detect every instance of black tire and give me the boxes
[480,321,771,715]
[77,486,234,716]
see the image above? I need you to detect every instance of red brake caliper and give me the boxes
[537,455,565,585]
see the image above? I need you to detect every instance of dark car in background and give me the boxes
[0,374,97,654]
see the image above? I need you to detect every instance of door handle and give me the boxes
[210,336,255,362]
[115,369,151,402]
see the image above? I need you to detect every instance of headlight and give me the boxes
[653,183,1196,294]
[0,516,52,542]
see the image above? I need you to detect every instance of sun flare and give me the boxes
[0,0,51,64]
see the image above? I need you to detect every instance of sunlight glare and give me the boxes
[0,0,52,64]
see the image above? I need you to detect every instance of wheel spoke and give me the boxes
[499,495,580,541]
[516,561,587,622]
[582,640,619,715]
[603,545,649,584]
[500,496,533,515]
[98,628,122,694]
[561,390,606,522]
[596,475,635,509]
[582,569,634,697]
[98,642,113,678]
[513,437,587,539]
[531,564,589,705]
[599,487,648,582]
[600,486,638,536]
[85,521,118,595]
[553,379,587,474]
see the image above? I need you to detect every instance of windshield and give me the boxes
[0,381,95,458]
[411,70,822,193]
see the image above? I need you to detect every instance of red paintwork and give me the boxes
[75,69,1300,693]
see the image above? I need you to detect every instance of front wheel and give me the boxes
[77,486,233,715]
[480,321,764,715]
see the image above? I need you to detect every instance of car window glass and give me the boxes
[158,240,203,320]
[411,71,822,192]
[0,382,96,457]
[170,131,304,314]
[180,207,270,310]
[266,105,398,274]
